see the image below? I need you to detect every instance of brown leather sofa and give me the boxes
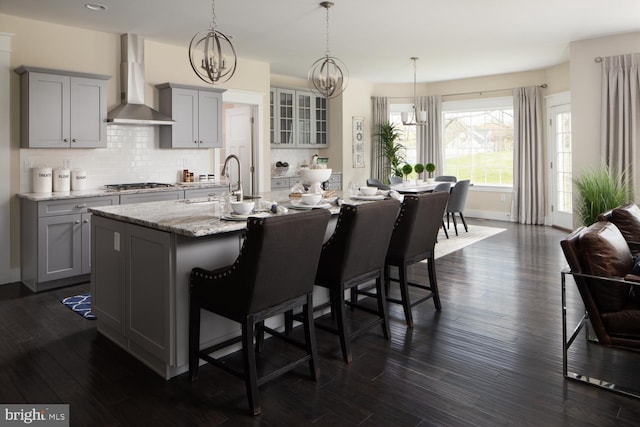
[561,220,640,398]
[598,202,640,256]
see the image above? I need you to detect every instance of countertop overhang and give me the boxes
[88,191,353,238]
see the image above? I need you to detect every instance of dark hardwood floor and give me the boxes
[3,219,640,426]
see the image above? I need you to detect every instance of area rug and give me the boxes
[60,293,96,320]
[433,224,506,260]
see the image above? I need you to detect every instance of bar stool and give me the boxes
[385,192,449,326]
[314,199,400,363]
[189,209,330,415]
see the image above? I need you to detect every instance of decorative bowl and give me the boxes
[301,193,322,206]
[230,200,255,215]
[360,187,378,196]
[300,168,332,184]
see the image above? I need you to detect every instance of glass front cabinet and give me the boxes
[270,87,328,148]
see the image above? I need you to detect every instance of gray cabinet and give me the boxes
[270,173,340,191]
[21,195,119,292]
[16,66,109,148]
[184,186,226,199]
[157,83,225,148]
[270,87,328,147]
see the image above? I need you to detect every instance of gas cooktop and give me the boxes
[103,182,175,191]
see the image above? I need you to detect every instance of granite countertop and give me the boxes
[88,190,379,238]
[18,182,228,202]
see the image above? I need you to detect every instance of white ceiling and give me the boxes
[3,0,640,84]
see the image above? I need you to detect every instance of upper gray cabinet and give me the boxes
[270,87,328,148]
[16,66,110,148]
[156,83,225,149]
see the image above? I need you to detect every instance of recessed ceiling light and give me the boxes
[85,3,107,11]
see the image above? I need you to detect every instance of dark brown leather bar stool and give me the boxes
[189,209,330,415]
[385,192,449,326]
[314,199,400,363]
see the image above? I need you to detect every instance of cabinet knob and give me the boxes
[83,219,90,224]
[74,220,81,224]
[63,138,69,142]
[75,203,87,208]
[72,138,77,142]
[194,140,197,144]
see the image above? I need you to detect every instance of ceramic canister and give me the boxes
[32,166,53,193]
[53,168,71,192]
[71,169,88,191]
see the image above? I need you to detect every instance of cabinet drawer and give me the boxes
[184,187,226,199]
[38,195,119,217]
[120,191,183,205]
[271,178,290,190]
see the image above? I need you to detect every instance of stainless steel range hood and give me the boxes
[107,34,174,125]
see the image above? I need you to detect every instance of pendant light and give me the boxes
[308,1,348,99]
[189,0,237,84]
[401,57,427,126]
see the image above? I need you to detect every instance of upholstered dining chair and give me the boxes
[435,175,457,183]
[446,179,471,236]
[314,199,400,363]
[366,178,391,190]
[384,192,450,326]
[433,182,452,239]
[189,209,330,415]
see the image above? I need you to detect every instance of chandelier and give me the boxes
[401,57,427,126]
[308,1,348,99]
[188,0,237,84]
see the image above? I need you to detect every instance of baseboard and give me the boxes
[464,209,513,222]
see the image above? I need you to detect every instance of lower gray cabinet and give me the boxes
[120,190,183,204]
[20,195,119,292]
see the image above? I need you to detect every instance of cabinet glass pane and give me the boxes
[298,93,312,145]
[315,97,327,145]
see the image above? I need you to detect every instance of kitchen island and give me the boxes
[89,192,357,379]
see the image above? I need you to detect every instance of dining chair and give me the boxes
[446,179,471,236]
[435,175,457,183]
[366,178,391,190]
[314,199,400,363]
[189,209,330,415]
[433,182,452,239]
[384,192,450,326]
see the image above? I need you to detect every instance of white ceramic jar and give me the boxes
[71,169,88,191]
[53,168,71,192]
[32,166,52,193]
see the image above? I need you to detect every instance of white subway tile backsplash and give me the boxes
[19,125,215,193]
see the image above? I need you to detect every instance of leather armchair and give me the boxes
[560,220,640,398]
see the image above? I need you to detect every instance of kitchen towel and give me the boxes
[60,293,96,320]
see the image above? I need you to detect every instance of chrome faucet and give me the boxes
[221,154,243,201]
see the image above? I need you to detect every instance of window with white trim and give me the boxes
[442,97,513,187]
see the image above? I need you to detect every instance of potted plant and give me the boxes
[575,165,633,226]
[402,163,413,183]
[425,162,436,183]
[414,163,425,184]
[376,122,405,184]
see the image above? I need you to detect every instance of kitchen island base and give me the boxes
[91,214,331,379]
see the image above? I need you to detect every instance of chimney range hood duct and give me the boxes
[107,34,174,125]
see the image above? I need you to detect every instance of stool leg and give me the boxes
[332,286,352,363]
[376,272,391,340]
[398,264,413,327]
[256,320,265,353]
[242,317,261,415]
[284,310,294,335]
[303,293,320,381]
[427,254,442,311]
[188,303,201,382]
[384,264,391,295]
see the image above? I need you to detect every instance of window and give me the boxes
[442,97,513,186]
[389,106,417,174]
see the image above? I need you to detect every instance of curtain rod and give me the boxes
[381,83,548,100]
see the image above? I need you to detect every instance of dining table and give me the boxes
[390,182,438,194]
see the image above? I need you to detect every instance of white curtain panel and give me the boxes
[511,86,546,225]
[371,96,389,181]
[416,95,443,174]
[600,53,640,194]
